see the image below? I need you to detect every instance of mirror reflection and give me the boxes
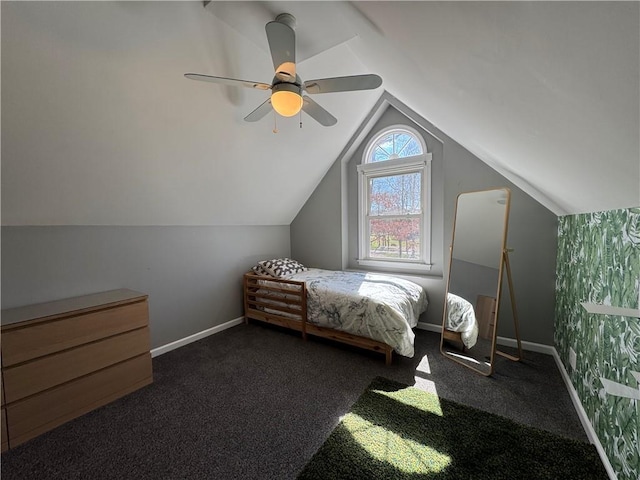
[441,188,510,376]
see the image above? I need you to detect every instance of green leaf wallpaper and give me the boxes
[555,208,640,480]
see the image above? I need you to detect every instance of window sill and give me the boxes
[356,258,432,274]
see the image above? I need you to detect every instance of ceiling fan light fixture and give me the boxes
[271,83,303,117]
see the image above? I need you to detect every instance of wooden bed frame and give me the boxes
[442,329,466,351]
[441,295,497,351]
[243,272,394,365]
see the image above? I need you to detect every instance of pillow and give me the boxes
[258,258,307,277]
[251,264,274,277]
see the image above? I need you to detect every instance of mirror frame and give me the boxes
[440,187,511,376]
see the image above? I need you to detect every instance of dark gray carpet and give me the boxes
[1,324,589,479]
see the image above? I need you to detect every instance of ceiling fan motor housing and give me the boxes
[272,74,302,87]
[275,13,296,30]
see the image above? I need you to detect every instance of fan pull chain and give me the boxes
[299,109,303,129]
[272,111,278,134]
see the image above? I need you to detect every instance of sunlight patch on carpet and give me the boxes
[344,412,452,474]
[371,387,443,416]
[416,354,431,374]
[413,376,438,395]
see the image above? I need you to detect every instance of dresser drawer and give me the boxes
[7,354,152,447]
[3,328,150,403]
[2,301,149,367]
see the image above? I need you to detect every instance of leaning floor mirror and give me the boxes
[440,187,523,376]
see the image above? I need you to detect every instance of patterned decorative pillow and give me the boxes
[258,258,307,277]
[251,264,274,277]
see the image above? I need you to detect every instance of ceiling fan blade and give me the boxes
[244,98,273,122]
[184,73,271,91]
[265,20,296,82]
[303,74,382,94]
[302,96,337,127]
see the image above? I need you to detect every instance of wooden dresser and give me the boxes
[0,289,153,450]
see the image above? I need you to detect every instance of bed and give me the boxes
[441,293,479,350]
[243,264,428,365]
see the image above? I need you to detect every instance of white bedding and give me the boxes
[444,293,478,349]
[260,268,428,358]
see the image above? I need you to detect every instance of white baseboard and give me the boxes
[417,321,441,333]
[494,335,555,355]
[417,322,556,355]
[551,348,617,480]
[150,316,244,358]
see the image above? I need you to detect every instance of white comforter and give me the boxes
[280,268,428,357]
[445,293,479,349]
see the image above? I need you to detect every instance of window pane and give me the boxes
[369,218,421,260]
[368,130,424,163]
[369,173,422,215]
[393,133,411,155]
[378,135,393,154]
[371,135,392,162]
[373,146,390,162]
[399,138,423,157]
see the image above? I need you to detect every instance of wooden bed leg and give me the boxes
[301,282,307,342]
[385,349,392,366]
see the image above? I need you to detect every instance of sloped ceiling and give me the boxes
[1,1,380,225]
[350,1,639,215]
[2,1,638,227]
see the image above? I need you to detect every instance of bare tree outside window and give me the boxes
[358,125,431,271]
[369,172,421,259]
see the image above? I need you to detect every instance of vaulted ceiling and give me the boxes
[2,1,638,226]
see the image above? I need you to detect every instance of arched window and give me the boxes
[366,128,424,163]
[357,125,432,272]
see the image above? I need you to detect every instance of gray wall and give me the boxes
[449,259,500,304]
[290,160,343,271]
[1,225,290,348]
[291,102,558,345]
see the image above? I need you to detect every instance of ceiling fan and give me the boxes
[185,13,382,127]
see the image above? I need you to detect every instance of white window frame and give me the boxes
[357,125,432,273]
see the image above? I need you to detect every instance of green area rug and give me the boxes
[298,377,607,480]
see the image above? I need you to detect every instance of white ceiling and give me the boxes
[350,1,640,215]
[2,1,638,226]
[205,1,359,64]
